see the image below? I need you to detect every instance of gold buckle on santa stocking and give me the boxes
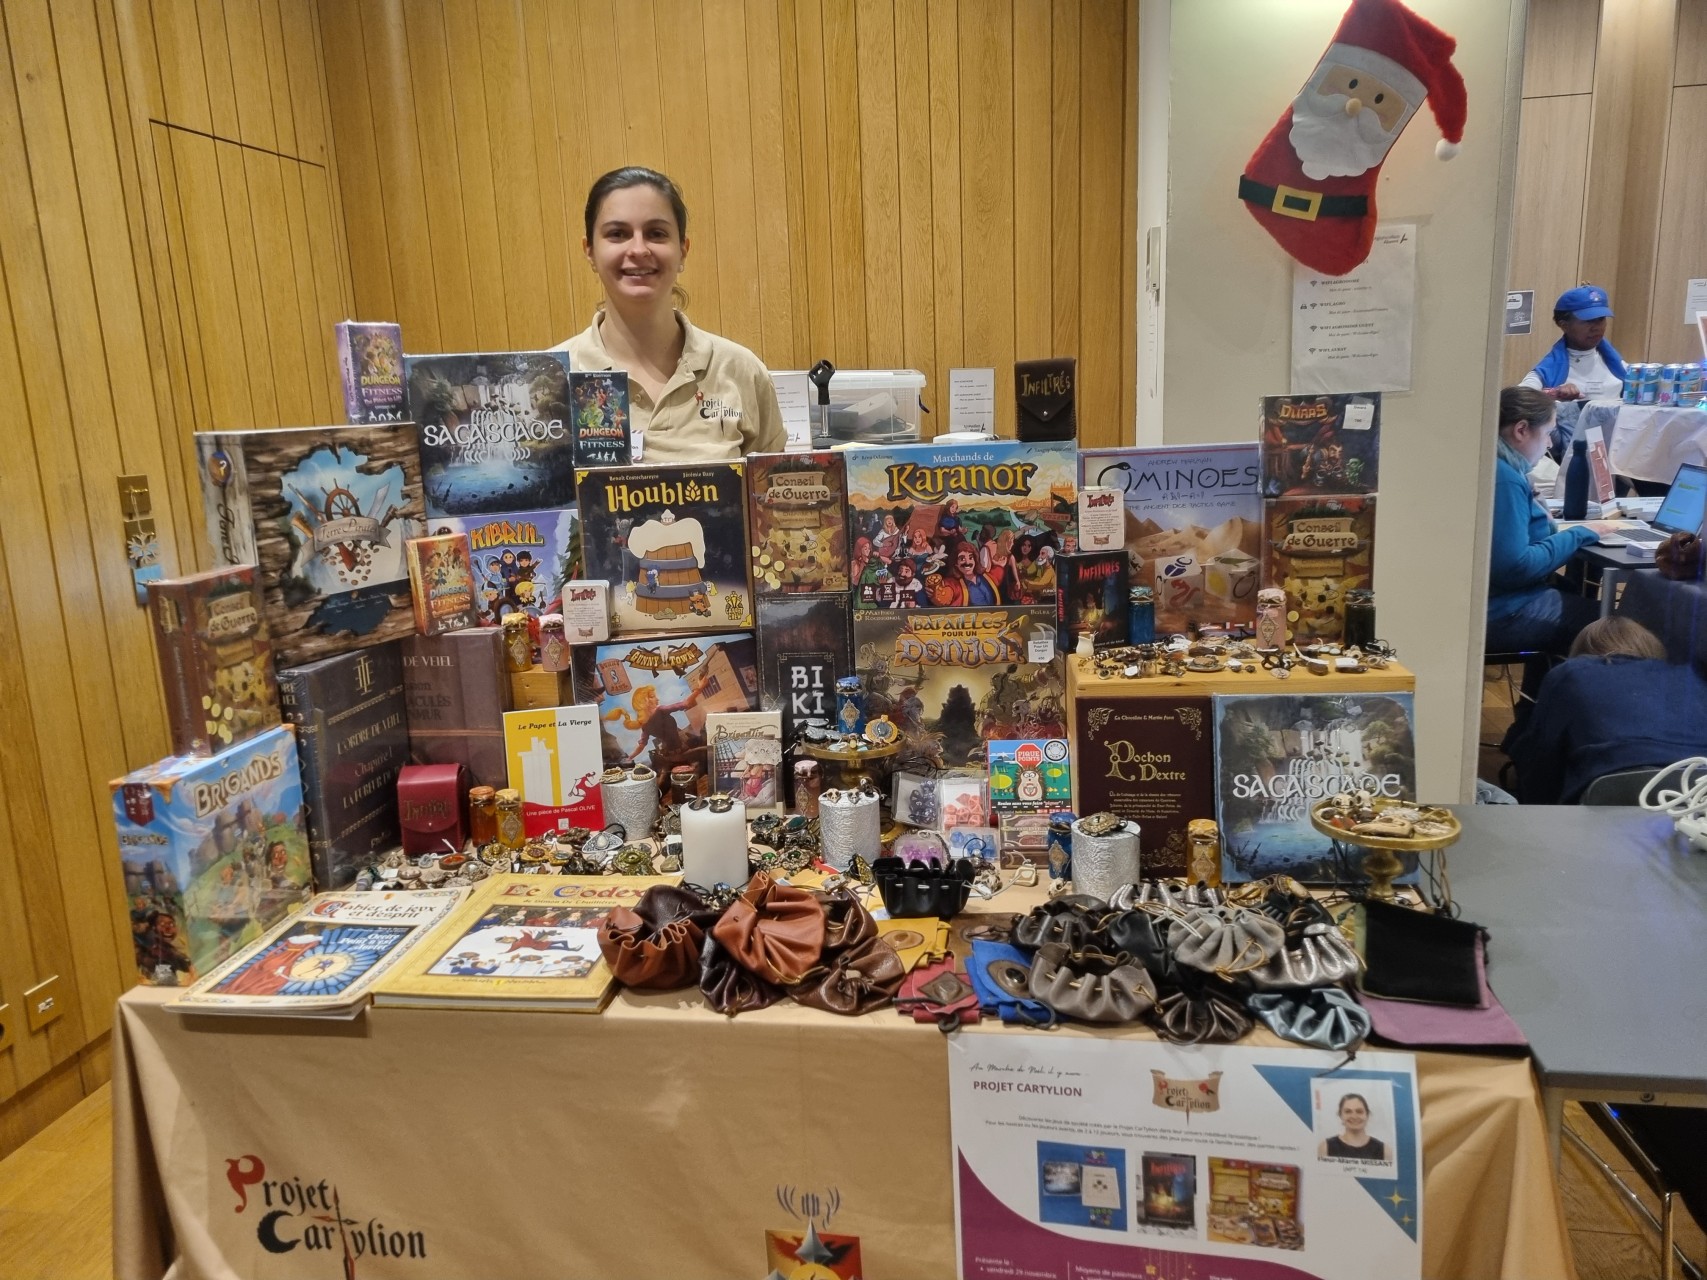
[1271,185,1322,221]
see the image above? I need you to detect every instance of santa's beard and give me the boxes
[1288,94,1397,180]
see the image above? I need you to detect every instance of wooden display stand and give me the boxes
[1066,655,1416,876]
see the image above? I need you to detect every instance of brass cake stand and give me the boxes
[1308,799,1461,902]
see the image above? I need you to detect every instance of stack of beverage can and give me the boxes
[1619,363,1705,407]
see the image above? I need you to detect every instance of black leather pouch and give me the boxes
[1358,900,1486,1007]
[1015,358,1075,442]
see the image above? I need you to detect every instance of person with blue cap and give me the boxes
[1519,284,1628,404]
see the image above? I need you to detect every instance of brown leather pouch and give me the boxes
[816,887,878,957]
[793,938,906,1016]
[598,884,717,990]
[711,870,826,984]
[699,935,784,1016]
[1015,358,1076,442]
[1153,974,1253,1044]
[1027,942,1157,1024]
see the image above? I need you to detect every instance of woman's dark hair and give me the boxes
[583,167,688,242]
[1498,386,1554,432]
[1568,616,1666,661]
[1338,1093,1369,1115]
[1552,309,1576,327]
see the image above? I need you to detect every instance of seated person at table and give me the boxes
[1486,388,1599,679]
[1508,617,1707,803]
[1519,284,1627,405]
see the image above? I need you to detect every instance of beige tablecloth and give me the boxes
[112,983,1574,1280]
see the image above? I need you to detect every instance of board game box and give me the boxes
[401,628,511,787]
[147,566,280,757]
[196,425,424,666]
[745,451,851,595]
[1260,392,1381,497]
[335,321,406,424]
[569,370,632,467]
[404,350,575,517]
[755,592,852,751]
[1079,444,1263,636]
[1260,494,1377,646]
[576,463,752,636]
[504,705,605,836]
[851,607,1063,768]
[111,724,313,985]
[987,738,1072,812]
[405,532,477,635]
[1072,695,1214,878]
[1213,691,1417,884]
[425,506,581,627]
[706,709,784,813]
[571,631,761,773]
[844,440,1078,609]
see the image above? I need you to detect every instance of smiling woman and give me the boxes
[553,167,786,464]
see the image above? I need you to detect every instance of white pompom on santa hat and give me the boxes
[1329,0,1467,159]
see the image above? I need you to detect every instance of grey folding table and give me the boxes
[1448,804,1707,1155]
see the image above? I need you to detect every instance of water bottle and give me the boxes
[1563,439,1590,521]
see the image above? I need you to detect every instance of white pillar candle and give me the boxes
[680,799,749,889]
[1071,817,1141,902]
[820,790,882,870]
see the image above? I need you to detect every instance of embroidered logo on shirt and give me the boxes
[695,390,740,420]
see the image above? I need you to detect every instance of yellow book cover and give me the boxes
[373,873,676,1012]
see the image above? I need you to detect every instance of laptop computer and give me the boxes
[1560,461,1707,547]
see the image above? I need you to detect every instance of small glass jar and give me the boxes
[501,612,532,673]
[538,613,570,672]
[794,759,822,819]
[1186,817,1223,889]
[1127,586,1155,645]
[1343,589,1376,649]
[468,786,498,847]
[495,788,525,849]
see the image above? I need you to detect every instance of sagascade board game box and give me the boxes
[111,724,313,985]
[571,631,761,772]
[851,607,1063,768]
[335,321,406,424]
[404,532,477,636]
[576,463,753,636]
[277,642,408,890]
[401,628,511,787]
[197,425,424,667]
[1260,494,1377,646]
[404,350,575,517]
[1079,444,1262,636]
[844,440,1078,609]
[504,705,605,836]
[1261,392,1381,498]
[1212,691,1418,884]
[147,566,280,757]
[1056,551,1129,653]
[745,451,852,595]
[1072,695,1213,878]
[425,506,581,627]
[987,738,1072,812]
[569,370,632,467]
[755,592,852,758]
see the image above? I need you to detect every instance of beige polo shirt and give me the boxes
[552,311,786,463]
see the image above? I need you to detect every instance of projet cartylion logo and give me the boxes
[1150,1069,1223,1121]
[225,1153,428,1268]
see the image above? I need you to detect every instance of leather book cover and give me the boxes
[401,628,512,788]
[276,642,408,890]
[1015,358,1076,442]
[1072,695,1214,877]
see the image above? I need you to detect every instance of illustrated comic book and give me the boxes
[404,350,575,517]
[852,607,1063,768]
[374,874,675,1011]
[745,451,851,595]
[576,463,752,636]
[1079,444,1263,636]
[571,631,761,772]
[425,506,581,627]
[196,425,424,666]
[170,888,464,1017]
[1213,692,1418,884]
[1260,393,1381,497]
[1260,495,1377,645]
[844,440,1077,609]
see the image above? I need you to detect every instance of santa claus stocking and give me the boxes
[1240,0,1466,276]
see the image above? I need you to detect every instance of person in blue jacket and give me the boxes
[1486,386,1600,672]
[1519,284,1628,404]
[1509,617,1707,803]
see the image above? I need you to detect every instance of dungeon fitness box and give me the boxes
[111,724,313,985]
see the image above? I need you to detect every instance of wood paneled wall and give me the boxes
[1506,0,1707,379]
[318,0,1140,444]
[0,0,351,1158]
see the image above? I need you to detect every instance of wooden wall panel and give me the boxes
[321,0,1139,444]
[1523,0,1600,97]
[1644,83,1707,361]
[1503,95,1594,385]
[1676,0,1707,85]
[0,0,353,1155]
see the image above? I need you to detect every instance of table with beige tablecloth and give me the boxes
[112,978,1575,1280]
